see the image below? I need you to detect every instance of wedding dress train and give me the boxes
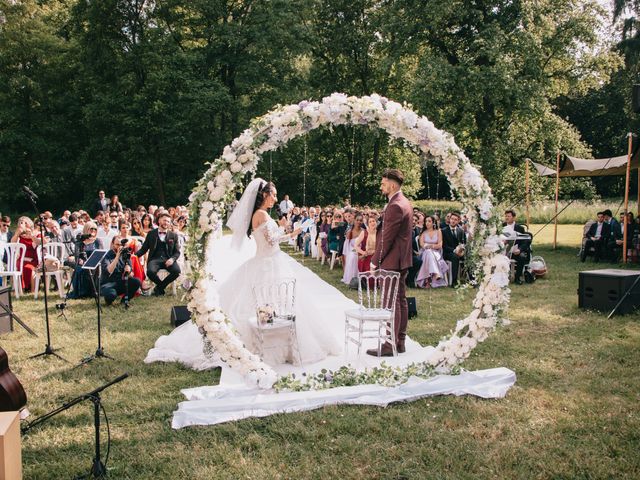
[145,219,355,369]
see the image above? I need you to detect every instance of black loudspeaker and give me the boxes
[633,84,640,113]
[170,306,191,327]
[407,297,417,319]
[0,287,13,334]
[578,269,640,315]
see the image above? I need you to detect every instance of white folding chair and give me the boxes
[34,242,66,299]
[344,269,401,357]
[0,243,26,299]
[329,250,340,269]
[251,278,302,365]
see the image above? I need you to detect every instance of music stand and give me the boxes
[0,286,37,336]
[77,249,112,367]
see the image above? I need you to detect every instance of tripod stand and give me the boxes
[22,186,68,362]
[77,251,113,367]
[21,373,129,479]
[0,286,37,335]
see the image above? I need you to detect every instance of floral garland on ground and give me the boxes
[184,93,510,390]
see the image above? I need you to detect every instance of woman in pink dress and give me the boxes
[415,215,449,288]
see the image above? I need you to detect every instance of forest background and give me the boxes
[2,0,640,213]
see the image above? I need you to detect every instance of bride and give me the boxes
[145,178,353,369]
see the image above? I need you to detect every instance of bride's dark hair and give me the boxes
[247,181,276,237]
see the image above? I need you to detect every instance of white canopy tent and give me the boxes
[528,136,639,262]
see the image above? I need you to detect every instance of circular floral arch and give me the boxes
[185,93,511,389]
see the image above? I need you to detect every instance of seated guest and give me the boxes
[94,210,106,226]
[615,212,638,261]
[355,215,377,273]
[100,236,142,306]
[97,211,119,248]
[319,212,331,258]
[135,212,181,296]
[11,216,41,293]
[603,209,620,261]
[440,212,451,230]
[0,215,12,246]
[118,221,146,290]
[341,213,363,284]
[141,213,155,236]
[328,212,347,266]
[442,211,466,287]
[503,210,531,284]
[108,194,123,213]
[407,211,425,287]
[132,216,146,238]
[67,222,103,298]
[581,211,609,262]
[416,215,448,288]
[0,216,12,282]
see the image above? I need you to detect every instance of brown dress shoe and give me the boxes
[397,343,406,354]
[366,344,395,357]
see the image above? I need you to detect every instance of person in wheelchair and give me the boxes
[502,209,532,285]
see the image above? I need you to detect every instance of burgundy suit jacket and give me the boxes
[373,191,413,271]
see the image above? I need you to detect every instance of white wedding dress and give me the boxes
[145,218,354,369]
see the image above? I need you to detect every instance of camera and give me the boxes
[44,231,55,239]
[76,233,93,241]
[119,239,131,262]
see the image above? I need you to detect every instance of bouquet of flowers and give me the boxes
[256,305,275,325]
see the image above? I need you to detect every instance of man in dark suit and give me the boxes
[91,190,109,217]
[135,212,181,295]
[0,216,13,276]
[503,210,531,284]
[582,211,610,262]
[442,211,466,287]
[368,169,413,356]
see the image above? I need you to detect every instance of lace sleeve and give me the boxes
[263,221,287,246]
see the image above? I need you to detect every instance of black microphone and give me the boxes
[22,185,39,200]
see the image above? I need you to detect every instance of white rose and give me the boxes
[210,186,226,201]
[220,170,232,182]
[230,161,242,173]
[222,146,236,164]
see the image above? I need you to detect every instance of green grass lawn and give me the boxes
[3,231,640,479]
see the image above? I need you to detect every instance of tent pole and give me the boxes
[553,151,560,249]
[623,133,632,263]
[525,159,531,229]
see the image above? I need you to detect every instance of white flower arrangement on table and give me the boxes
[184,93,510,391]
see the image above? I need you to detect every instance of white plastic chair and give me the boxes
[344,269,401,357]
[34,242,66,299]
[0,243,26,299]
[251,278,302,365]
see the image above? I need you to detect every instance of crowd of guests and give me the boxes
[581,208,640,263]
[276,199,480,289]
[1,187,549,303]
[0,190,187,304]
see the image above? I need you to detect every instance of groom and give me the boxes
[368,168,413,356]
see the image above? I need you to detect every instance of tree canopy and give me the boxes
[0,0,624,213]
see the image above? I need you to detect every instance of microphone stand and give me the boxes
[21,373,129,479]
[23,187,68,363]
[77,262,113,367]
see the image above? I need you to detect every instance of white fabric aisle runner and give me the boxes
[172,367,516,428]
